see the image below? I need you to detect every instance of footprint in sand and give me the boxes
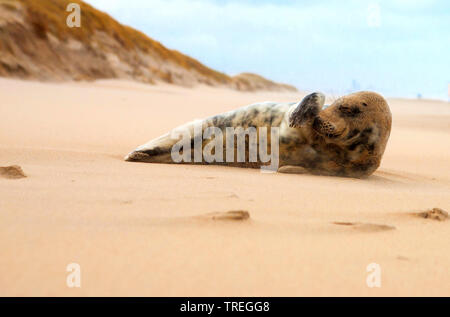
[196,210,250,221]
[416,208,448,221]
[0,165,26,179]
[332,221,396,232]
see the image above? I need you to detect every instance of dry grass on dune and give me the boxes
[0,0,296,91]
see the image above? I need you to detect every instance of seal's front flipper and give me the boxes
[289,92,325,128]
[277,165,309,174]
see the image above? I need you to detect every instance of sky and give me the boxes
[85,0,450,99]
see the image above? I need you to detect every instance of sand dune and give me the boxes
[0,0,297,92]
[0,78,449,296]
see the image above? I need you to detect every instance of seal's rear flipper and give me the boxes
[125,119,203,163]
[124,146,173,163]
[124,132,178,163]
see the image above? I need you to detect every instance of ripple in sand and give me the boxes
[332,221,396,232]
[417,208,448,221]
[198,210,250,221]
[0,165,26,179]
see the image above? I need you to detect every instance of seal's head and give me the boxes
[290,91,392,177]
[314,91,391,145]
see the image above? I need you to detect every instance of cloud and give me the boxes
[85,0,450,99]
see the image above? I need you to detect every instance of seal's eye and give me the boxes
[362,103,368,107]
[338,105,361,117]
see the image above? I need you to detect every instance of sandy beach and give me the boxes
[0,78,449,296]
